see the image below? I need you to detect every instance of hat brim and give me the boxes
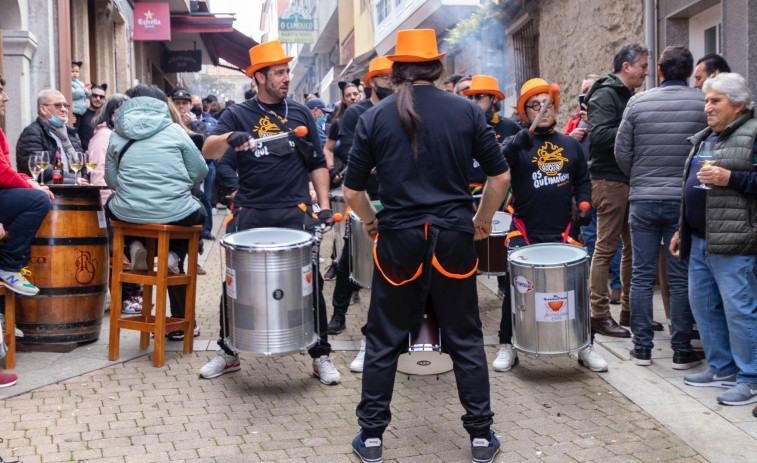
[462,88,505,101]
[364,70,392,89]
[246,56,294,78]
[517,85,560,123]
[321,107,333,113]
[386,52,446,63]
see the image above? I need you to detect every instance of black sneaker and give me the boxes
[167,330,185,341]
[471,430,500,463]
[630,347,651,366]
[327,312,346,335]
[672,350,701,370]
[352,430,382,463]
[324,264,337,281]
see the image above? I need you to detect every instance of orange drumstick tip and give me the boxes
[295,126,308,137]
[332,213,343,222]
[579,201,590,211]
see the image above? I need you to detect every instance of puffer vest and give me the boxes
[679,113,757,258]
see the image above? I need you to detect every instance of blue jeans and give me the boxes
[582,208,622,289]
[688,235,757,383]
[200,159,216,234]
[628,201,693,351]
[0,188,51,271]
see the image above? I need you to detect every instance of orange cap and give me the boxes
[387,29,446,63]
[517,78,561,123]
[245,41,294,78]
[364,56,394,88]
[462,75,505,101]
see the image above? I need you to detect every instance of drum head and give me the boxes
[509,243,587,265]
[329,187,345,202]
[491,211,512,236]
[220,228,312,251]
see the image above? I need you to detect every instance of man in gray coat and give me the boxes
[615,45,707,369]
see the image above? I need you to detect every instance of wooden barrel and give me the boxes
[17,185,109,350]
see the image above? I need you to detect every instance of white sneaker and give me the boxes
[167,251,180,274]
[199,350,241,379]
[492,344,518,372]
[0,314,22,337]
[577,346,608,372]
[351,339,366,372]
[0,268,39,296]
[313,355,341,385]
[130,241,148,271]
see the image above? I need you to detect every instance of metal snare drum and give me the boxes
[508,243,590,355]
[329,187,346,238]
[475,211,512,275]
[220,228,318,355]
[348,210,374,288]
[397,304,453,376]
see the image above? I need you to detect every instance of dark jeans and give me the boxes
[333,224,360,314]
[628,200,693,351]
[200,160,216,234]
[358,226,492,439]
[0,188,50,271]
[218,205,331,359]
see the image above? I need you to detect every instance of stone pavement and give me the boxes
[0,210,755,462]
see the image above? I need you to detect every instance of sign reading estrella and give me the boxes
[278,6,315,43]
[134,2,171,41]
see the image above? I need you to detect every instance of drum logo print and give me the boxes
[513,276,533,294]
[225,268,236,299]
[302,265,313,297]
[534,291,576,322]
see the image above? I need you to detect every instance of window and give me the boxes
[511,19,539,91]
[376,0,389,24]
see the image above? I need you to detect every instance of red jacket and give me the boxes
[0,129,33,189]
[564,111,582,135]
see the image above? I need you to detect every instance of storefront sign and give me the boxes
[278,6,315,43]
[163,50,202,72]
[134,3,171,41]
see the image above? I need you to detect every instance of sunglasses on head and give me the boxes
[468,93,489,102]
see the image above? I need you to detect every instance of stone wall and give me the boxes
[536,0,645,126]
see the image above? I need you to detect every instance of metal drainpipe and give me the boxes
[57,0,73,118]
[645,0,657,89]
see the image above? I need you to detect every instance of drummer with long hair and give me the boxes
[343,29,511,463]
[492,78,606,373]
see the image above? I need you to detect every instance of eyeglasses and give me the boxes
[44,102,70,109]
[91,94,106,99]
[468,94,490,102]
[526,100,554,112]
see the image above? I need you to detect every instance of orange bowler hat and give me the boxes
[463,75,505,101]
[387,29,446,63]
[517,78,561,122]
[245,41,294,78]
[364,56,394,88]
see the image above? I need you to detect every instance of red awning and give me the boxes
[171,14,234,33]
[202,29,257,72]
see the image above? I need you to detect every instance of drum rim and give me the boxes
[508,243,588,265]
[220,228,313,251]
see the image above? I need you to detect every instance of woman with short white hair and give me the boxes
[671,72,757,408]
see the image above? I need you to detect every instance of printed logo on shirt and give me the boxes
[532,141,569,177]
[252,116,295,158]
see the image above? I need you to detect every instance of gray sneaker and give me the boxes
[717,382,757,406]
[352,431,382,463]
[684,370,737,388]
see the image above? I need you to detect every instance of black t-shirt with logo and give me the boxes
[344,85,508,234]
[506,131,591,236]
[213,98,326,209]
[469,115,520,184]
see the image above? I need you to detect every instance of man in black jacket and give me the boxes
[16,89,83,184]
[585,44,648,338]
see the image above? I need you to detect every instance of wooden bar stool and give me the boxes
[108,221,201,367]
[1,286,15,370]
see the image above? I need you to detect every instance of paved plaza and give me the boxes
[1,211,756,462]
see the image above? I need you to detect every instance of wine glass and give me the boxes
[694,141,717,190]
[68,151,83,183]
[28,154,42,183]
[35,151,50,185]
[84,152,98,175]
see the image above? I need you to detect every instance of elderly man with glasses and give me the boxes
[17,89,85,184]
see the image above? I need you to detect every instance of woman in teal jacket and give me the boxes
[104,85,208,338]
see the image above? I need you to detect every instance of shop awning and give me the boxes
[171,13,234,33]
[202,29,257,72]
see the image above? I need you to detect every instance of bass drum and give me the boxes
[508,243,590,355]
[220,228,318,355]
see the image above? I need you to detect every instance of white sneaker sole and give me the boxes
[718,395,757,406]
[0,379,17,388]
[132,248,148,271]
[492,356,518,372]
[199,363,241,379]
[578,359,608,372]
[684,379,736,389]
[672,360,701,370]
[1,281,39,297]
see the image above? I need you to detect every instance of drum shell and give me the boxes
[18,186,108,348]
[349,212,373,288]
[221,230,317,355]
[509,244,590,355]
[329,187,346,239]
[475,211,511,276]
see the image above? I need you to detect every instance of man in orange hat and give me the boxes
[200,40,341,385]
[493,78,606,373]
[343,29,509,463]
[327,56,394,362]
